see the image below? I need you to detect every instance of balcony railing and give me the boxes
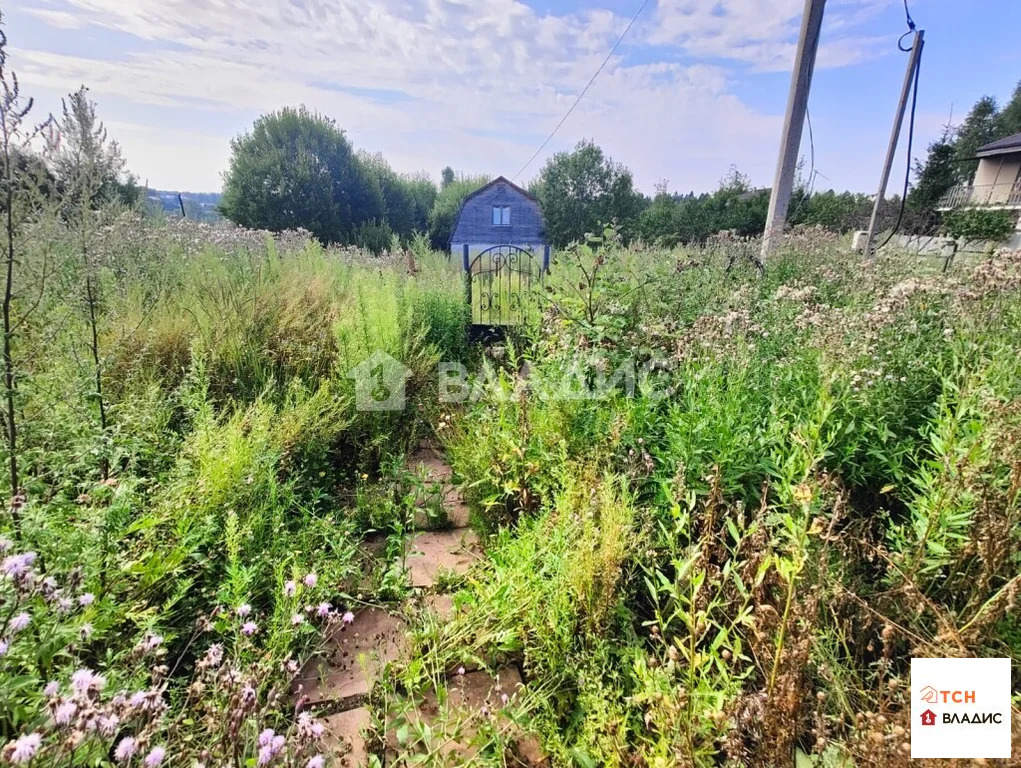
[936,182,1021,209]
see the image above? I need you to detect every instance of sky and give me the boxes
[4,0,1020,195]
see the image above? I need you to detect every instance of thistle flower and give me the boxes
[1,552,36,578]
[315,602,331,618]
[284,580,296,597]
[9,613,30,634]
[6,732,42,764]
[114,737,137,763]
[0,639,8,657]
[291,613,304,626]
[79,623,94,640]
[143,633,163,651]
[144,746,166,767]
[78,593,95,607]
[236,604,252,618]
[303,573,318,588]
[43,682,59,698]
[98,714,120,737]
[71,667,106,695]
[241,684,256,705]
[53,701,78,726]
[241,621,258,636]
[341,611,355,625]
[307,757,325,768]
[56,598,73,614]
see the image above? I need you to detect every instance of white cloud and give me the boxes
[8,0,893,192]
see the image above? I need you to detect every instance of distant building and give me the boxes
[937,133,1021,210]
[449,176,547,258]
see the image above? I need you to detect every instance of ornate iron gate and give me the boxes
[463,244,550,327]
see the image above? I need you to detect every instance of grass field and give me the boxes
[1,215,1019,765]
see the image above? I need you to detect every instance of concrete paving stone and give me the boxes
[406,529,480,588]
[293,607,406,706]
[322,706,371,767]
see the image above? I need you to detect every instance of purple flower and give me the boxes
[42,682,59,698]
[315,602,331,618]
[307,757,325,768]
[97,714,119,737]
[78,593,95,607]
[341,611,355,625]
[79,623,94,640]
[236,603,252,618]
[241,621,258,636]
[284,580,296,597]
[456,666,465,676]
[53,701,78,726]
[258,729,276,747]
[143,633,163,651]
[201,643,223,668]
[291,613,304,626]
[7,732,42,764]
[114,736,137,762]
[56,597,73,614]
[1,552,36,578]
[144,746,166,767]
[241,683,257,705]
[9,613,30,634]
[303,573,318,588]
[0,639,8,657]
[71,668,106,695]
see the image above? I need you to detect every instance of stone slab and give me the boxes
[293,607,406,706]
[406,529,480,588]
[322,706,371,767]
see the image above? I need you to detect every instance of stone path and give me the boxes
[294,443,543,766]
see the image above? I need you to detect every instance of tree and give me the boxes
[219,107,383,244]
[532,140,643,247]
[994,80,1021,138]
[427,174,489,249]
[906,130,957,233]
[953,96,999,182]
[359,152,417,240]
[440,166,455,189]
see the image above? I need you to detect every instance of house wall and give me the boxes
[972,155,1021,204]
[449,180,546,248]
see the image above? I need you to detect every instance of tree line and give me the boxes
[220,89,1020,254]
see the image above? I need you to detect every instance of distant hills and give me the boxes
[146,189,223,222]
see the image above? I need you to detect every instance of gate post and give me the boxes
[463,244,472,321]
[542,245,550,274]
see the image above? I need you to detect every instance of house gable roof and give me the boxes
[460,176,538,205]
[976,132,1021,158]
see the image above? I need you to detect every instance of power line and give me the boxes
[511,0,651,182]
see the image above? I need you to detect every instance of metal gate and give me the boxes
[463,244,550,327]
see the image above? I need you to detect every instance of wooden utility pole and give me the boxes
[761,0,827,261]
[864,29,924,256]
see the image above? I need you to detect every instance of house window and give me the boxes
[492,206,510,226]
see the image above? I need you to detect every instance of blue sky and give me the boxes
[5,0,1020,194]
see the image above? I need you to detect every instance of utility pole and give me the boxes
[864,29,924,256]
[761,0,827,261]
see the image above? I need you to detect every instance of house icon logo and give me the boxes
[919,685,938,704]
[347,351,411,411]
[920,709,937,726]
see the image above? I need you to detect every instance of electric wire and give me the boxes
[511,0,650,182]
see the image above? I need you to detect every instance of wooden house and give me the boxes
[449,176,548,259]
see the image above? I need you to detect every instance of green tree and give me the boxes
[906,131,957,233]
[532,140,643,247]
[427,174,489,249]
[440,166,455,189]
[994,80,1021,138]
[219,106,383,243]
[359,152,417,240]
[953,96,999,182]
